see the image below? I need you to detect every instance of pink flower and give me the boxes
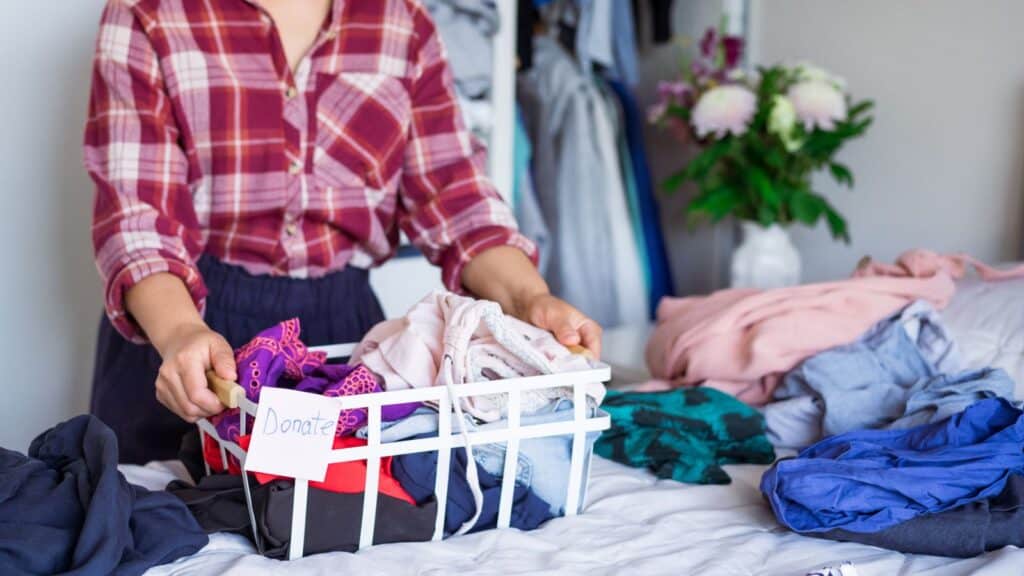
[787,80,847,131]
[691,85,757,138]
[647,101,667,124]
[657,80,693,103]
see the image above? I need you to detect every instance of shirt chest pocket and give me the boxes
[312,71,412,193]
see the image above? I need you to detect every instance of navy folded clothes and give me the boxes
[391,433,555,535]
[168,474,436,558]
[0,415,207,576]
[811,474,1024,558]
[761,398,1024,534]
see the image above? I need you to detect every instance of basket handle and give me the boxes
[206,370,246,409]
[566,344,594,359]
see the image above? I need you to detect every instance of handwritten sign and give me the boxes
[244,387,341,481]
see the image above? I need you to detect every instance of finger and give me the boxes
[578,320,603,359]
[210,338,237,381]
[162,365,202,422]
[182,356,224,416]
[553,319,582,347]
[155,380,178,415]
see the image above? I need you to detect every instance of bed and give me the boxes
[128,276,1024,576]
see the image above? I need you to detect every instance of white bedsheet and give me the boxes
[129,276,1024,576]
[128,455,1024,576]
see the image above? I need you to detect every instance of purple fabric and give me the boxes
[295,364,358,394]
[211,320,418,442]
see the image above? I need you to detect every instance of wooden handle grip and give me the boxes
[566,344,594,359]
[206,370,245,409]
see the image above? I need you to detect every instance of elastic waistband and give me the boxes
[198,256,373,319]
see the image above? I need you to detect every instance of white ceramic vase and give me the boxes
[730,222,801,289]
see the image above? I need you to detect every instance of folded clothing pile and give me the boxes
[191,290,604,554]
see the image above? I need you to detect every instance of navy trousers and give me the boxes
[90,257,385,464]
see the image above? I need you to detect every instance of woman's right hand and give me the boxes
[153,321,237,423]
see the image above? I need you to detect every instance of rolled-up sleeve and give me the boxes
[397,5,537,293]
[84,0,205,343]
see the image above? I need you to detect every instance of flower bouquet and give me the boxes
[650,28,874,243]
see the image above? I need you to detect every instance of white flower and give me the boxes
[787,80,848,132]
[768,95,802,151]
[794,61,846,90]
[691,85,757,139]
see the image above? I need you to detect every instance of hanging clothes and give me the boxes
[573,0,639,85]
[607,80,675,317]
[518,35,621,326]
[513,106,552,275]
[422,0,500,99]
[591,79,649,326]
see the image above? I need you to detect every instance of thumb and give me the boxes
[210,339,237,381]
[553,320,582,347]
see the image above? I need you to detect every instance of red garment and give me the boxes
[85,0,535,342]
[202,433,414,505]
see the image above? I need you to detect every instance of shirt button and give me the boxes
[325,28,338,41]
[285,85,298,99]
[288,160,303,175]
[285,223,298,237]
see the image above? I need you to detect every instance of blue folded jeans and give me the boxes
[360,400,600,515]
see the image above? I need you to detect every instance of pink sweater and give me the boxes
[644,251,1024,404]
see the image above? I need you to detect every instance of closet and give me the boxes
[372,0,750,324]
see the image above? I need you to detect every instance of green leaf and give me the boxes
[829,163,854,187]
[661,170,689,194]
[790,191,825,225]
[748,166,781,209]
[848,100,874,119]
[666,104,691,121]
[684,139,732,181]
[764,146,785,170]
[687,186,741,222]
[824,203,851,243]
[757,204,776,227]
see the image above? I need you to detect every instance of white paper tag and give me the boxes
[243,387,340,482]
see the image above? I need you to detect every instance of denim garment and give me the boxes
[359,400,600,515]
[765,301,1012,449]
[761,398,1024,534]
[812,474,1024,558]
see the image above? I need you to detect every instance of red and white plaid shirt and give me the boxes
[85,0,535,342]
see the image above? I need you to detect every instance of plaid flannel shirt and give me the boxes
[85,0,535,342]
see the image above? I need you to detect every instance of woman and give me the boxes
[85,0,601,464]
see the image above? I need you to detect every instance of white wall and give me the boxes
[0,1,107,450]
[0,1,448,451]
[750,0,1024,280]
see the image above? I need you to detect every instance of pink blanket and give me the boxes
[644,250,1024,404]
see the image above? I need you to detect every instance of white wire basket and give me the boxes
[197,342,611,560]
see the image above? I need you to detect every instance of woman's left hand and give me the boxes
[521,293,603,359]
[461,246,602,358]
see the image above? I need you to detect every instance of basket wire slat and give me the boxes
[196,343,610,558]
